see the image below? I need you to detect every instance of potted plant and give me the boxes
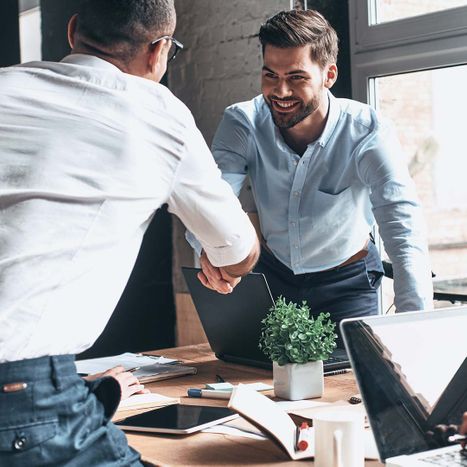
[259,297,337,400]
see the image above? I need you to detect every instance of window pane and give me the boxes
[372,65,467,309]
[19,6,41,63]
[371,0,467,25]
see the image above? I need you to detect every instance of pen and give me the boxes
[187,388,232,399]
[324,368,352,377]
[296,422,312,451]
[126,366,141,373]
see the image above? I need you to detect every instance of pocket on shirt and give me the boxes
[311,187,354,226]
[317,186,351,196]
[314,187,353,207]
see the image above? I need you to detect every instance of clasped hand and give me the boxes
[197,251,241,294]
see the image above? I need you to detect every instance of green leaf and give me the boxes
[258,297,337,364]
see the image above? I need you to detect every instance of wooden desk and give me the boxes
[119,344,383,466]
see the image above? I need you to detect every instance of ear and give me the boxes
[147,39,168,83]
[67,14,78,49]
[324,64,338,89]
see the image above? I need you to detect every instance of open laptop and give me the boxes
[182,267,350,372]
[341,307,467,466]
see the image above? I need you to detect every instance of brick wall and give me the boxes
[170,0,289,145]
[169,0,290,344]
[169,0,290,283]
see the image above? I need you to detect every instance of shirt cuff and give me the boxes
[202,222,257,268]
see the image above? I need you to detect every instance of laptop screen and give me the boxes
[182,267,350,371]
[341,307,467,461]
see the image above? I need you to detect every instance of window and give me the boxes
[349,0,467,311]
[371,0,467,25]
[19,0,41,63]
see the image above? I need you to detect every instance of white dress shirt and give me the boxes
[0,54,256,362]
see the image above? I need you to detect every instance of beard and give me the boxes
[267,95,321,129]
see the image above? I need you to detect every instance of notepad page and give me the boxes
[228,384,312,460]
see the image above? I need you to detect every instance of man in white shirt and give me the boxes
[0,1,258,465]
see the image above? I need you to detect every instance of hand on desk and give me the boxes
[198,251,241,294]
[83,365,150,400]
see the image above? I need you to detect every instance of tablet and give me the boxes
[114,404,238,434]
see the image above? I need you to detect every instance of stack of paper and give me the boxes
[75,352,197,383]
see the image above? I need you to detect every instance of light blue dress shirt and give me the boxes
[209,91,433,312]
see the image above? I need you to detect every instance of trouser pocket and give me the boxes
[0,419,58,464]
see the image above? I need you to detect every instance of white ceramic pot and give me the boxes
[273,360,324,400]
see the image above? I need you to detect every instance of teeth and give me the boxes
[274,101,297,108]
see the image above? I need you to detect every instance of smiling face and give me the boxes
[262,44,336,129]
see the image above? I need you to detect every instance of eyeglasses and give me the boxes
[150,36,184,62]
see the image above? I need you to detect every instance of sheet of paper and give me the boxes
[118,392,178,411]
[364,429,379,460]
[202,424,268,441]
[276,399,329,411]
[204,382,273,392]
[289,400,368,427]
[75,352,178,375]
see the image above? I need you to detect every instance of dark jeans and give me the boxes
[0,355,143,466]
[254,240,384,346]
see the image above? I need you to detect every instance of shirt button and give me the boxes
[293,160,298,166]
[290,222,296,227]
[13,436,27,450]
[294,245,299,249]
[293,191,300,197]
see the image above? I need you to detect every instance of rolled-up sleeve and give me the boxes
[168,123,256,268]
[212,107,251,196]
[357,123,433,312]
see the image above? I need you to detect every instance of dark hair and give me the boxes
[76,0,175,60]
[259,10,338,68]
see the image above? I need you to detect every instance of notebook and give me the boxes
[340,306,467,466]
[182,267,350,372]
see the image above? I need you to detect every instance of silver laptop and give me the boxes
[341,307,467,466]
[182,267,350,372]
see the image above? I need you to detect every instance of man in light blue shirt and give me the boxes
[195,10,433,331]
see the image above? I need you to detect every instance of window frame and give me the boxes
[349,0,467,312]
[349,1,467,102]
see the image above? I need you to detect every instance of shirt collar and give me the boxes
[61,54,122,73]
[316,91,341,147]
[265,91,341,152]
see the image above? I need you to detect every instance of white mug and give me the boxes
[314,410,365,467]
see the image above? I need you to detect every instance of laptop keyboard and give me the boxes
[421,449,467,466]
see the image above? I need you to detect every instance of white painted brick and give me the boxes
[171,0,289,144]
